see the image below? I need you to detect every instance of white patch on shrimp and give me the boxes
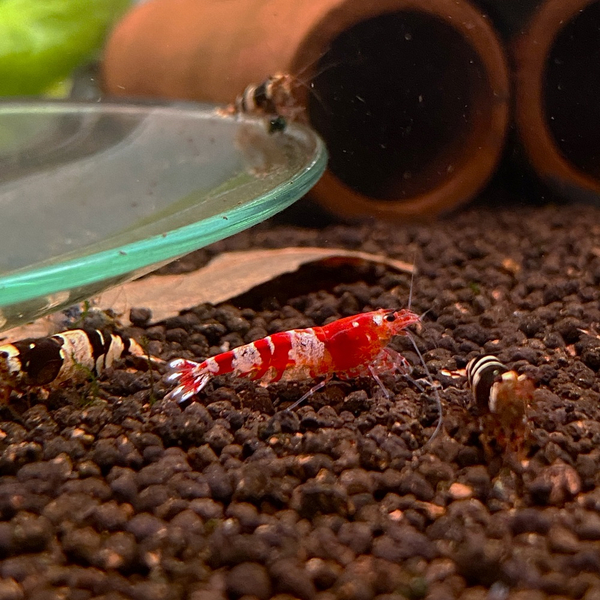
[352,321,359,328]
[0,344,22,381]
[127,339,147,359]
[56,331,95,384]
[266,337,276,354]
[102,334,125,371]
[372,313,384,326]
[259,365,280,384]
[278,364,313,382]
[287,330,325,369]
[231,343,262,374]
[489,383,499,414]
[489,371,518,414]
[205,357,220,374]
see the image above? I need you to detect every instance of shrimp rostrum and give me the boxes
[165,309,422,410]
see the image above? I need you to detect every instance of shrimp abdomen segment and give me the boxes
[165,327,331,402]
[227,328,331,382]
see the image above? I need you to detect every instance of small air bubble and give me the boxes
[404,33,412,41]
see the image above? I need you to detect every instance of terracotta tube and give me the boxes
[103,0,510,220]
[515,0,600,203]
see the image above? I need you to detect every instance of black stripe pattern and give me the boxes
[233,74,304,133]
[466,354,534,460]
[0,329,146,399]
[466,355,509,414]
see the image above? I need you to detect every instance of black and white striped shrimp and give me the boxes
[0,329,157,402]
[235,73,305,127]
[231,54,338,132]
[466,355,534,457]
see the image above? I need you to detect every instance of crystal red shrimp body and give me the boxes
[165,308,420,404]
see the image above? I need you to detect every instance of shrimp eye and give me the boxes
[385,313,396,322]
[268,116,287,133]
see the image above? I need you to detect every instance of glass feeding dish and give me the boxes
[0,101,327,331]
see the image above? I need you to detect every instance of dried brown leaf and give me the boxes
[96,247,413,323]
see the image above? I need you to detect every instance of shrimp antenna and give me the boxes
[419,307,434,321]
[406,331,443,445]
[293,54,368,116]
[407,247,418,311]
[291,78,331,116]
[408,269,415,312]
[292,50,333,81]
[291,64,335,117]
[293,50,364,86]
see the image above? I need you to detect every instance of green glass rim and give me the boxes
[0,100,327,307]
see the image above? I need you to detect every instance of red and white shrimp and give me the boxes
[166,308,421,406]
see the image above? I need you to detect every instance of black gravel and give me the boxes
[2,204,600,599]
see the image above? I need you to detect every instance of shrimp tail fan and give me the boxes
[164,358,210,403]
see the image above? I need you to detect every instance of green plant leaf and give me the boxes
[0,0,131,96]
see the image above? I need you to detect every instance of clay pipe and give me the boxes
[102,0,510,221]
[514,0,600,203]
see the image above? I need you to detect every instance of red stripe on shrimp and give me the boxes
[245,334,284,381]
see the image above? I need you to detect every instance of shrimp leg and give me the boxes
[284,376,332,412]
[368,364,391,398]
